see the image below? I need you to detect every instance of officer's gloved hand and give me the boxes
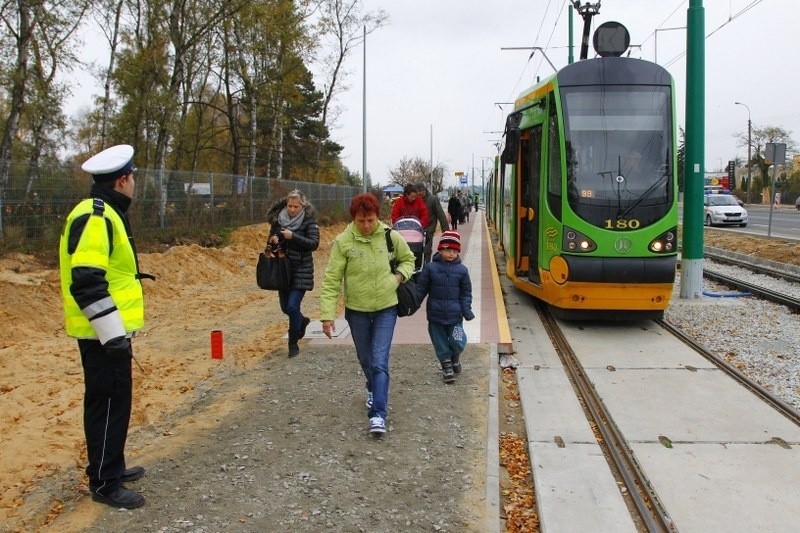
[104,336,132,359]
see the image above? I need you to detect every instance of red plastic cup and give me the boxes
[210,330,223,359]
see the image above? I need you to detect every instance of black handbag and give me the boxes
[256,245,291,291]
[384,229,421,317]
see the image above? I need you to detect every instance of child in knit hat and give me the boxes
[415,230,475,383]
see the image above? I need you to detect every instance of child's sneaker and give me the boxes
[452,354,462,374]
[441,360,455,384]
[369,416,386,434]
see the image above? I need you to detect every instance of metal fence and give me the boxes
[0,162,363,253]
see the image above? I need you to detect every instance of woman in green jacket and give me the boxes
[320,193,416,436]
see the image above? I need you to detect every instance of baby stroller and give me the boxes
[392,216,426,274]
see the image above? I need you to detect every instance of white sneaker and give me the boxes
[369,416,386,434]
[365,391,373,409]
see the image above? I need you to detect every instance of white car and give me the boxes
[704,194,748,227]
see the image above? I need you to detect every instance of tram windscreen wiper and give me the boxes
[617,171,669,220]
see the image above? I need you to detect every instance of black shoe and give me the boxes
[288,343,300,358]
[121,466,145,483]
[92,486,145,509]
[299,316,311,340]
[288,330,300,358]
[441,360,455,384]
[452,354,462,374]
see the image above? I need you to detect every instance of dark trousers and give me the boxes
[424,228,436,264]
[278,288,307,332]
[79,339,132,496]
[449,213,459,231]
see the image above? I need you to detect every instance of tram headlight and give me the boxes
[649,227,677,254]
[562,227,596,253]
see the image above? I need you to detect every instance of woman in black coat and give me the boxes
[266,190,320,357]
[447,192,463,231]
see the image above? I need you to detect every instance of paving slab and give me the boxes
[530,443,636,533]
[587,368,800,443]
[632,442,800,533]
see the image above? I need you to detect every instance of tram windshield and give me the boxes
[562,86,673,227]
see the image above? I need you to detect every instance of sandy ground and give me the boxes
[0,222,797,531]
[0,223,340,531]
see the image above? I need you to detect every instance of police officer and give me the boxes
[59,145,150,509]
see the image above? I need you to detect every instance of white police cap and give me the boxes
[81,144,135,182]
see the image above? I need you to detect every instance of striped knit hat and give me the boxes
[438,230,461,252]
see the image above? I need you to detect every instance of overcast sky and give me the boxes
[329,0,798,188]
[66,1,798,188]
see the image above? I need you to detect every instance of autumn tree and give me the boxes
[735,124,797,202]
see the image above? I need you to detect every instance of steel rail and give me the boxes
[704,248,800,285]
[535,302,675,533]
[702,269,800,312]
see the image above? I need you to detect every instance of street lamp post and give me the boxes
[734,101,752,204]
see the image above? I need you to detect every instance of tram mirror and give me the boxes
[502,113,522,164]
[502,132,519,164]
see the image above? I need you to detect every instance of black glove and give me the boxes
[104,336,132,359]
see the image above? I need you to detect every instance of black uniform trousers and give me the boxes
[78,338,132,496]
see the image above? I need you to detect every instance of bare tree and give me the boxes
[388,156,446,193]
[313,0,387,177]
[90,0,126,149]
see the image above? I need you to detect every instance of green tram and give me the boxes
[487,56,679,319]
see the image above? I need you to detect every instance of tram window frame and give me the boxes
[546,92,563,220]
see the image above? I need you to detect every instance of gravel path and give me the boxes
[60,344,492,533]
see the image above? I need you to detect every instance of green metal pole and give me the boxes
[680,0,705,300]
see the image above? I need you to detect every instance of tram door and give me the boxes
[519,125,542,284]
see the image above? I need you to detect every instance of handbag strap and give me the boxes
[384,228,398,273]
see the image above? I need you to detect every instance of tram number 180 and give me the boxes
[604,219,641,230]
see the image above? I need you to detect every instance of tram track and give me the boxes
[701,269,800,311]
[534,301,675,533]
[701,246,800,311]
[530,299,800,532]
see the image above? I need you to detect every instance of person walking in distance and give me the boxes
[59,145,150,509]
[447,191,462,231]
[320,193,416,436]
[415,182,449,264]
[266,190,320,358]
[415,231,474,383]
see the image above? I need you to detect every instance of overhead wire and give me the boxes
[662,0,767,68]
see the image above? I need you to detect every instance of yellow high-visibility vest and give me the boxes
[59,198,144,339]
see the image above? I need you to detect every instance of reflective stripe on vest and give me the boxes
[59,198,144,339]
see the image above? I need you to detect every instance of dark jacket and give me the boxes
[266,199,320,291]
[422,192,449,233]
[447,195,462,218]
[415,252,474,326]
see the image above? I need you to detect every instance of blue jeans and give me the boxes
[345,307,398,420]
[278,288,306,332]
[427,321,467,363]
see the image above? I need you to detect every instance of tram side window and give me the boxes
[547,92,562,220]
